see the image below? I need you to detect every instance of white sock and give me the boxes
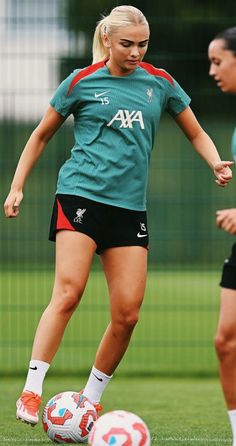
[228,410,236,446]
[23,360,50,396]
[83,366,113,404]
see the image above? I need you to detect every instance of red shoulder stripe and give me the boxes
[139,62,174,86]
[67,60,106,96]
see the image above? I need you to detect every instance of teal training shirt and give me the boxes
[232,127,236,163]
[50,60,191,211]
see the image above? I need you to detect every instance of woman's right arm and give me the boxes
[4,105,65,218]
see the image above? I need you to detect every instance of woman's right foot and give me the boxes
[16,391,42,426]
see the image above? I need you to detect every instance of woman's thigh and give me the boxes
[101,246,148,316]
[51,230,97,304]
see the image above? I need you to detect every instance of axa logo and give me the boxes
[107,109,145,130]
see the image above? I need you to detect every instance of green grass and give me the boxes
[0,376,232,445]
[0,269,221,375]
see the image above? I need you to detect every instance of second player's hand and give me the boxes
[214,161,234,187]
[4,189,23,218]
[216,208,236,234]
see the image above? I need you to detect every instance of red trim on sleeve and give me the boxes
[67,60,106,96]
[139,62,174,86]
[56,199,75,232]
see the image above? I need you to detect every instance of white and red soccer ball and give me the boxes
[42,391,98,443]
[88,410,151,446]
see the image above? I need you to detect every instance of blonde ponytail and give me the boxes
[92,18,110,64]
[92,5,149,64]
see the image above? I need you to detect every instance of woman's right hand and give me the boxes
[4,189,23,218]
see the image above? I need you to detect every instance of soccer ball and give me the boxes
[42,391,98,443]
[88,410,151,446]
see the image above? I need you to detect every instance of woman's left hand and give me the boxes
[216,208,236,234]
[213,161,234,187]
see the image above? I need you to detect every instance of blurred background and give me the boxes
[1,0,236,377]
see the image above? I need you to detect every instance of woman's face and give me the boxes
[104,24,150,76]
[208,38,236,93]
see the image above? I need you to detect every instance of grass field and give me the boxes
[0,269,229,444]
[0,376,232,445]
[0,269,221,376]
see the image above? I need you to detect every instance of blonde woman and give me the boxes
[208,27,236,446]
[4,6,233,426]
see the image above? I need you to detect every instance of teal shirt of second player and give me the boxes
[50,60,191,211]
[232,127,236,162]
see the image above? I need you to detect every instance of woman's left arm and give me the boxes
[175,106,234,187]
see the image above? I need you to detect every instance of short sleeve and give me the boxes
[165,78,191,117]
[50,70,81,118]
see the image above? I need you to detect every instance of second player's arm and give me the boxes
[175,106,234,186]
[4,106,65,217]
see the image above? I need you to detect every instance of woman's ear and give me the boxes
[103,34,111,48]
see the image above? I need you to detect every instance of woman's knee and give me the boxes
[214,330,236,359]
[113,308,140,333]
[51,279,85,314]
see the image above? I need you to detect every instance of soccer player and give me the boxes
[208,27,236,446]
[4,5,233,426]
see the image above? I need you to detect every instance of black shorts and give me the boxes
[49,194,149,254]
[220,242,236,290]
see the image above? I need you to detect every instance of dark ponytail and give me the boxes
[214,27,236,55]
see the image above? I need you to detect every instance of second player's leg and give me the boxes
[31,230,97,363]
[215,287,236,409]
[95,246,148,375]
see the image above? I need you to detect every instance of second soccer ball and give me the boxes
[88,409,151,446]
